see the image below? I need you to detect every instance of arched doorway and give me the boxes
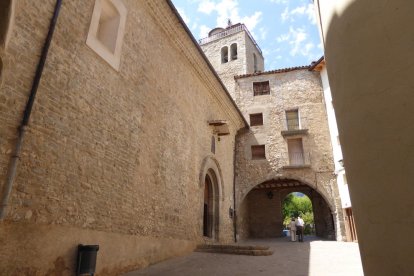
[202,169,220,240]
[282,192,314,235]
[237,178,336,240]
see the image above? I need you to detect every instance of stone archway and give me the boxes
[199,156,223,242]
[237,178,336,240]
[202,170,220,240]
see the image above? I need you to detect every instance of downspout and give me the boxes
[0,0,62,220]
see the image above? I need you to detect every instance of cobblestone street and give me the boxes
[124,237,363,276]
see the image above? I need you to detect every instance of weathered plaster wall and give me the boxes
[316,0,414,274]
[0,0,244,274]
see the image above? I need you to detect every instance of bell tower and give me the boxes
[200,23,264,99]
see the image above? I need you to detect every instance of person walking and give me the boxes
[289,218,297,241]
[296,215,305,242]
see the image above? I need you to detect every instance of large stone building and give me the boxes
[200,23,345,241]
[0,0,246,274]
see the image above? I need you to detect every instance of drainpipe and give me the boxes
[0,0,62,220]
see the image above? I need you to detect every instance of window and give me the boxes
[251,145,266,160]
[286,110,299,130]
[230,43,237,60]
[249,113,263,126]
[86,0,127,70]
[0,0,14,49]
[253,53,258,72]
[287,138,304,165]
[221,46,228,63]
[211,136,215,154]
[253,81,270,96]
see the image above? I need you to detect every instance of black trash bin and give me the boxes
[76,244,99,276]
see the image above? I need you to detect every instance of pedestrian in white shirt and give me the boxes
[295,215,305,242]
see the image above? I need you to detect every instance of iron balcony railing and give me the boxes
[199,24,262,55]
[282,117,308,131]
[275,152,311,167]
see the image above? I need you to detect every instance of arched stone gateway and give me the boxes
[237,178,337,241]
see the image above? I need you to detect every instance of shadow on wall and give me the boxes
[324,0,414,275]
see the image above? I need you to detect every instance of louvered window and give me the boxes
[253,81,270,96]
[249,113,263,126]
[251,145,266,160]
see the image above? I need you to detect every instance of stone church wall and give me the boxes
[0,0,245,275]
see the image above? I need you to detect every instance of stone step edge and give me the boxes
[195,248,274,256]
[196,244,270,251]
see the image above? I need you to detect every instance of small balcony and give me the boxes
[281,117,308,137]
[277,152,311,169]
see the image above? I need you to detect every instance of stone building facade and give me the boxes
[200,24,345,241]
[0,0,246,275]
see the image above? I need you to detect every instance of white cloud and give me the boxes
[177,7,190,25]
[281,7,290,22]
[196,0,262,32]
[288,27,307,56]
[259,27,268,40]
[277,33,290,42]
[280,3,317,25]
[197,0,216,14]
[199,25,211,38]
[269,0,288,4]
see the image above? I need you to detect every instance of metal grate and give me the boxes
[253,81,270,96]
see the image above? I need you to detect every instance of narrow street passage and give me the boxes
[124,237,363,276]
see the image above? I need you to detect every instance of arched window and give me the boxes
[221,46,228,63]
[230,43,237,60]
[86,0,127,70]
[253,53,258,72]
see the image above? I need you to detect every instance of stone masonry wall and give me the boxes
[0,0,244,274]
[234,69,345,240]
[200,29,264,98]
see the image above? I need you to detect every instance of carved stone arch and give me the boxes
[199,155,224,200]
[199,155,223,241]
[239,174,334,212]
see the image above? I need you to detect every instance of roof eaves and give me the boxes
[166,0,249,129]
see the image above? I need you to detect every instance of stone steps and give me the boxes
[195,244,273,256]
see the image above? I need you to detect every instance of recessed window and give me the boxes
[251,145,266,160]
[285,110,299,130]
[230,43,237,60]
[253,81,270,96]
[0,0,14,49]
[211,136,215,154]
[249,113,263,126]
[86,0,127,70]
[221,46,228,63]
[287,138,304,165]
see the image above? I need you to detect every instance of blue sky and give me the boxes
[171,0,323,70]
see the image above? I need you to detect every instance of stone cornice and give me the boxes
[144,0,247,131]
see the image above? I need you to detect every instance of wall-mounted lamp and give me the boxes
[267,191,273,199]
[229,207,234,219]
[338,159,344,167]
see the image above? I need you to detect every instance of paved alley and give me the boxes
[124,237,363,276]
